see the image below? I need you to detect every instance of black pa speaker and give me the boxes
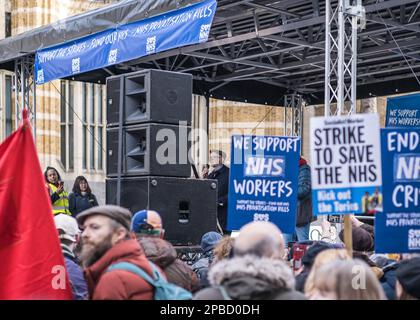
[106,69,192,127]
[106,123,191,177]
[106,176,218,246]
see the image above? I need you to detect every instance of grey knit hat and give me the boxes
[76,205,132,230]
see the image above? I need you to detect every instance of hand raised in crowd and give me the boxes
[350,214,363,228]
[56,183,64,194]
[201,167,209,178]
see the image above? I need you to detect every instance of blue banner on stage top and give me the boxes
[386,93,420,127]
[375,128,420,253]
[227,135,300,234]
[35,0,217,84]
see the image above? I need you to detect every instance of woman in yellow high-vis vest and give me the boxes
[44,166,71,215]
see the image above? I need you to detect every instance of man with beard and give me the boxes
[77,205,155,300]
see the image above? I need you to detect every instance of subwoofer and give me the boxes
[106,176,218,246]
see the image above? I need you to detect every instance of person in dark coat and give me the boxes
[192,231,222,289]
[139,237,199,292]
[54,214,88,300]
[294,241,338,292]
[370,254,399,300]
[69,176,98,217]
[284,157,313,244]
[131,209,200,292]
[194,221,306,300]
[395,257,420,300]
[77,205,155,300]
[206,150,230,234]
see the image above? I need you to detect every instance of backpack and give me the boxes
[106,261,192,300]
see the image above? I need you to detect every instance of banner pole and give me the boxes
[343,215,353,257]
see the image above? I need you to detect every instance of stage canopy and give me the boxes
[1,0,420,106]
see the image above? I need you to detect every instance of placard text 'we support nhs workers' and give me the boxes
[227,135,300,233]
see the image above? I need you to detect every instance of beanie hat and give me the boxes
[201,231,222,252]
[302,241,335,267]
[54,214,79,242]
[339,226,373,252]
[396,257,420,299]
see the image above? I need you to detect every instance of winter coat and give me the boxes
[208,165,229,231]
[192,250,214,289]
[84,239,155,300]
[62,244,88,300]
[69,192,99,217]
[138,237,199,292]
[296,160,313,227]
[193,255,307,300]
[295,268,311,293]
[380,261,399,300]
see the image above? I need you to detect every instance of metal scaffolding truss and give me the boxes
[325,0,365,116]
[2,0,420,126]
[122,0,420,104]
[283,93,304,138]
[14,56,36,137]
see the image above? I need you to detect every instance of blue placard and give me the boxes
[386,93,420,127]
[227,135,300,234]
[35,0,217,84]
[375,128,420,253]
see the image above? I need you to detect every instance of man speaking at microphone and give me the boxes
[205,150,230,235]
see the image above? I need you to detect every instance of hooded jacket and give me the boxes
[193,255,306,300]
[138,237,199,292]
[84,239,155,300]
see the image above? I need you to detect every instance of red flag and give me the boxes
[0,110,73,300]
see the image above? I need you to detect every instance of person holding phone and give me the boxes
[44,166,71,216]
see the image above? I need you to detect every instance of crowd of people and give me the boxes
[51,204,420,300]
[44,156,420,301]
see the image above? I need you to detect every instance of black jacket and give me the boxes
[69,192,98,217]
[208,165,230,231]
[296,162,313,227]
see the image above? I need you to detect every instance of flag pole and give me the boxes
[344,215,353,257]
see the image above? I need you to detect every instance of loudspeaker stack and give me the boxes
[106,69,217,246]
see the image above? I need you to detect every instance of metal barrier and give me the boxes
[175,245,203,265]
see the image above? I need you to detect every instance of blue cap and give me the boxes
[131,210,162,233]
[201,231,222,252]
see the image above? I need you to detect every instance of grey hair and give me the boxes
[234,235,284,259]
[108,219,131,240]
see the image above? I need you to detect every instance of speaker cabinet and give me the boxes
[106,69,192,127]
[106,177,218,246]
[106,77,121,125]
[106,123,191,177]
